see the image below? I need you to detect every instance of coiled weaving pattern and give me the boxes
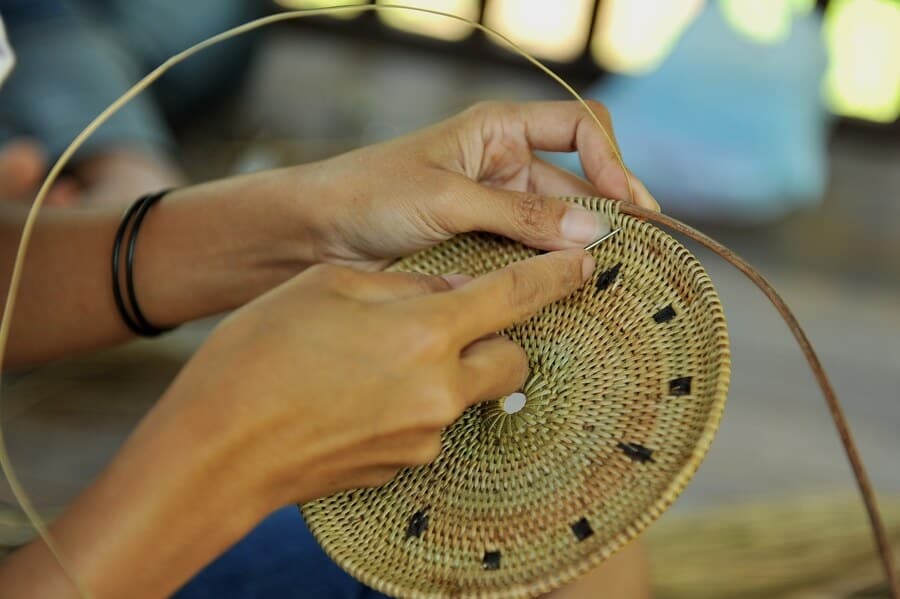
[302,197,731,598]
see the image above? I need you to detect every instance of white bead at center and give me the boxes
[502,392,527,414]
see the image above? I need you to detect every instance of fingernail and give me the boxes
[581,253,596,282]
[561,207,609,245]
[633,178,661,212]
[441,273,473,289]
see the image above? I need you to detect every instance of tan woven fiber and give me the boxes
[301,197,731,598]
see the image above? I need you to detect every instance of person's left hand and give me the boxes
[279,100,658,271]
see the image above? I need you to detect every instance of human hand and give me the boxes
[98,100,651,339]
[280,100,657,270]
[0,138,80,207]
[0,137,184,209]
[155,248,593,508]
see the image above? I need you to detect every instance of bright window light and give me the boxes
[377,0,480,41]
[276,0,369,19]
[719,0,815,45]
[824,0,900,123]
[483,0,595,62]
[592,0,703,74]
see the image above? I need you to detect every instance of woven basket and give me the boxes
[301,197,731,598]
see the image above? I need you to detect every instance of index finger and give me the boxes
[432,249,595,343]
[515,101,658,210]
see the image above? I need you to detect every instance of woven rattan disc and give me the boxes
[301,197,730,598]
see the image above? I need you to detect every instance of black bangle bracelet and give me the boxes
[112,190,176,337]
[112,197,147,336]
[126,190,173,336]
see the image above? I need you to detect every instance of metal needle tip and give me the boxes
[584,227,621,251]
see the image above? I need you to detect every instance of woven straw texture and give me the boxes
[301,197,731,598]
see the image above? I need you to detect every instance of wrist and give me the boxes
[131,170,317,325]
[129,388,276,527]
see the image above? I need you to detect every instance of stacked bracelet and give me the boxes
[112,190,177,337]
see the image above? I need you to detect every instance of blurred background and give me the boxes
[0,0,898,596]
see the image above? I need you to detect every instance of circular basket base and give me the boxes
[302,198,730,598]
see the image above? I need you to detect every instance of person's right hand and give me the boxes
[154,248,594,510]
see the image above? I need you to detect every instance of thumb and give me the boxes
[448,178,610,251]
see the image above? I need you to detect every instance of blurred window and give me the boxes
[824,0,900,123]
[483,0,595,62]
[274,0,900,124]
[377,0,480,42]
[278,0,369,19]
[591,0,704,74]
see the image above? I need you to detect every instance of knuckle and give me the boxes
[505,265,539,309]
[419,275,452,295]
[306,263,354,289]
[403,311,454,356]
[302,263,330,283]
[543,252,583,293]
[514,194,551,230]
[585,99,612,123]
[428,174,456,206]
[421,387,462,427]
[562,253,584,289]
[466,100,504,120]
[463,101,519,133]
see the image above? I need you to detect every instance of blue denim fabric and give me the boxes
[173,506,392,599]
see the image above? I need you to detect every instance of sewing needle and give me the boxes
[583,227,621,251]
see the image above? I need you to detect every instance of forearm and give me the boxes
[0,386,274,598]
[2,169,314,368]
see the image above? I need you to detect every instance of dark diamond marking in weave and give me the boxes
[595,262,622,291]
[406,510,428,539]
[571,517,594,541]
[618,441,655,463]
[582,423,595,432]
[483,551,501,570]
[653,304,677,323]
[669,377,692,396]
